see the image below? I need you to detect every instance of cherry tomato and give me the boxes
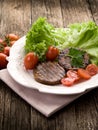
[86,64,98,76]
[2,41,8,47]
[67,70,80,81]
[0,53,8,69]
[3,46,10,56]
[6,33,19,41]
[61,77,75,86]
[77,68,91,80]
[0,38,3,43]
[24,52,38,70]
[46,46,59,61]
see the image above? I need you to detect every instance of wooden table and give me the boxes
[0,0,98,129]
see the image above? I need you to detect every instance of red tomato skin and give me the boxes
[86,64,98,76]
[6,33,19,41]
[0,38,3,43]
[67,70,80,81]
[46,46,59,61]
[24,52,38,70]
[3,46,10,56]
[77,68,91,80]
[2,41,7,47]
[61,77,75,86]
[0,53,8,69]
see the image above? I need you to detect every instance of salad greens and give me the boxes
[62,21,98,65]
[66,48,86,68]
[25,17,67,61]
[25,17,98,65]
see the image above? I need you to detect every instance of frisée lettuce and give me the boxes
[25,17,66,61]
[25,17,98,65]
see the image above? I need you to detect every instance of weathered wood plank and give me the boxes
[0,0,98,130]
[55,105,77,130]
[44,0,63,27]
[61,0,93,27]
[31,0,63,27]
[0,80,6,130]
[75,90,98,130]
[0,0,31,37]
[88,0,98,24]
[0,0,32,129]
[10,93,31,130]
[1,86,11,130]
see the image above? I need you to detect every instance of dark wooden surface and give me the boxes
[0,0,98,130]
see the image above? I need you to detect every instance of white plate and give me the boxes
[7,36,98,95]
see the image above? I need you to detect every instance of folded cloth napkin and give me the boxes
[0,69,90,117]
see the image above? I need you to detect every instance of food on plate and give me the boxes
[46,46,59,61]
[25,17,98,65]
[61,77,75,86]
[66,70,80,81]
[33,61,65,85]
[61,65,94,87]
[61,63,98,86]
[24,52,38,70]
[23,17,98,86]
[61,70,80,86]
[77,68,91,80]
[24,17,66,62]
[86,64,98,76]
[58,48,90,70]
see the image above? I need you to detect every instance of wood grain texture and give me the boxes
[60,0,93,27]
[0,0,98,130]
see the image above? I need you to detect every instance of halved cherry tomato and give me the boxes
[24,52,38,70]
[61,77,75,86]
[0,53,8,69]
[77,68,91,80]
[3,46,10,56]
[6,33,19,41]
[46,46,59,61]
[67,70,80,81]
[86,64,98,76]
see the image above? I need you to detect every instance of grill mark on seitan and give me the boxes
[58,48,90,70]
[33,61,66,85]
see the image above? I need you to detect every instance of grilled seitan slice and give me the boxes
[33,61,66,85]
[58,48,90,70]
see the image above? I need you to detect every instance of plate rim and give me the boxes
[7,36,98,95]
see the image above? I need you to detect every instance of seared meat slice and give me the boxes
[33,61,66,85]
[58,48,90,70]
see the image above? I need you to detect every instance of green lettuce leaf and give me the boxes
[25,17,67,61]
[62,21,98,64]
[25,17,98,65]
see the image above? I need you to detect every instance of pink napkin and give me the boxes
[0,69,90,117]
